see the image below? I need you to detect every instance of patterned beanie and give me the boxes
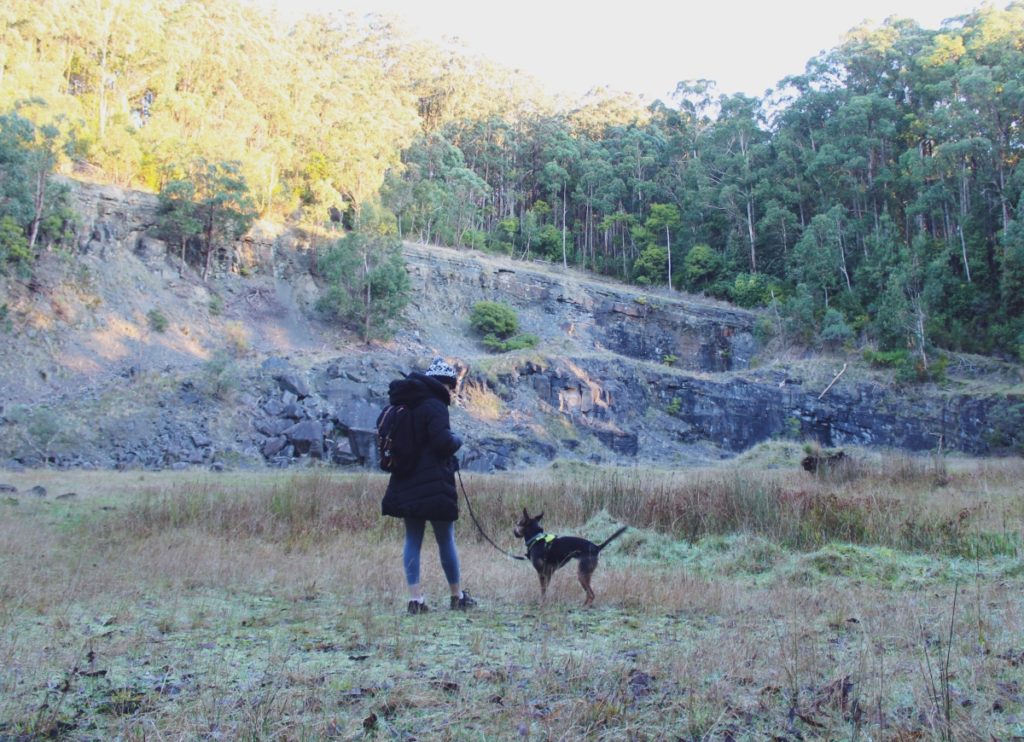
[425,357,458,381]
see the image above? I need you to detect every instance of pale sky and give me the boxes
[257,0,990,101]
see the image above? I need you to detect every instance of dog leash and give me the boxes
[457,470,528,561]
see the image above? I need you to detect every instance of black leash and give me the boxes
[457,470,528,561]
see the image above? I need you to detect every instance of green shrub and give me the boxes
[753,316,777,344]
[0,215,31,275]
[482,332,538,353]
[470,301,519,338]
[316,221,410,342]
[201,350,242,400]
[863,349,947,383]
[682,243,721,290]
[470,301,538,352]
[731,272,775,308]
[819,308,853,348]
[147,309,169,333]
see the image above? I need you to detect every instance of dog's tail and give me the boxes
[597,525,628,552]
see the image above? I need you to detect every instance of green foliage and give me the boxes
[753,315,777,344]
[781,285,818,345]
[0,216,31,275]
[157,160,257,281]
[0,107,76,273]
[147,309,169,333]
[481,332,539,353]
[862,349,910,369]
[681,244,721,290]
[631,244,667,287]
[863,348,947,383]
[469,301,519,338]
[819,308,854,348]
[316,215,410,342]
[665,398,682,415]
[730,272,774,308]
[469,301,537,352]
[201,350,243,401]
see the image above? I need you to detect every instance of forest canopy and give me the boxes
[1,0,1023,364]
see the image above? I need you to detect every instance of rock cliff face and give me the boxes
[400,244,759,373]
[1,180,1021,472]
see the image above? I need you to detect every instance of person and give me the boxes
[380,357,477,614]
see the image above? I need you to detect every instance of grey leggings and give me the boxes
[403,518,460,586]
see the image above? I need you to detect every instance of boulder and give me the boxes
[262,436,288,458]
[333,398,381,432]
[284,420,324,458]
[276,373,310,399]
[254,417,292,437]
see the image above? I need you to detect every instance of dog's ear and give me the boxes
[536,511,544,521]
[522,507,530,519]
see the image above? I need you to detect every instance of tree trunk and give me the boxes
[836,214,852,292]
[363,252,372,343]
[665,223,672,290]
[958,225,972,284]
[959,160,972,282]
[27,167,46,253]
[745,196,757,272]
[561,183,568,269]
[202,218,214,282]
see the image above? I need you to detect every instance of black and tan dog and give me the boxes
[514,509,627,607]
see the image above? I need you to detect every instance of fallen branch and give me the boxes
[818,363,848,399]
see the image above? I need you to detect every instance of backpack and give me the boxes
[376,403,419,475]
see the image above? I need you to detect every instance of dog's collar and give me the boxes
[526,532,556,549]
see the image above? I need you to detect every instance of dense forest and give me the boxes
[1,0,1022,372]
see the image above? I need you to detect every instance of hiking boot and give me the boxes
[407,600,429,615]
[450,590,477,610]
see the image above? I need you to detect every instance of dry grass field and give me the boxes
[1,452,1022,740]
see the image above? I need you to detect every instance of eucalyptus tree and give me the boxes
[285,14,418,219]
[528,115,580,267]
[788,205,853,309]
[157,160,256,282]
[63,0,164,141]
[0,106,75,269]
[315,209,410,343]
[645,203,682,288]
[574,139,623,272]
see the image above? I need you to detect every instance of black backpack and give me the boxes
[376,403,419,475]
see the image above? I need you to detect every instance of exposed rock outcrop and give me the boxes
[2,180,1020,472]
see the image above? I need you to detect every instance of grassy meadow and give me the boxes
[1,450,1023,740]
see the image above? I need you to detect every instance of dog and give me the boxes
[513,508,627,607]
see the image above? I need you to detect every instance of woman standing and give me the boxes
[380,358,476,614]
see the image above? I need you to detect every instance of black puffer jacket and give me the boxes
[380,373,463,521]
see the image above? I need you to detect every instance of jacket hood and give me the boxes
[388,372,452,407]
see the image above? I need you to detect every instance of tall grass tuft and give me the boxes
[104,472,381,546]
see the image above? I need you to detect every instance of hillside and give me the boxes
[0,180,1022,472]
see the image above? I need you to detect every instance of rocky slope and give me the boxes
[1,179,1021,471]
